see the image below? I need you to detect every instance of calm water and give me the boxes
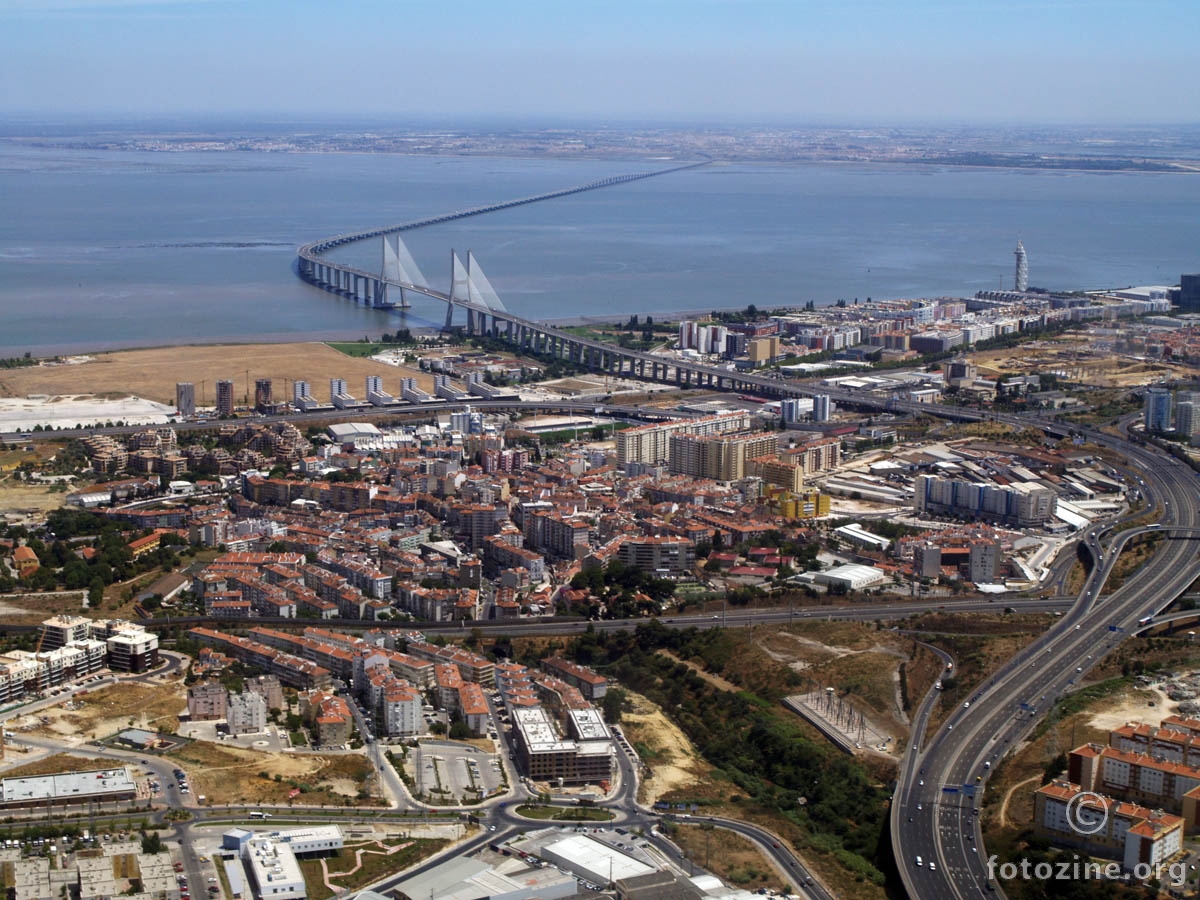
[2,145,1198,356]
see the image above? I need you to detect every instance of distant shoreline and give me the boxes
[4,135,1198,176]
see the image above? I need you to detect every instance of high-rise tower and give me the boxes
[175,382,195,418]
[254,378,273,412]
[1014,240,1029,292]
[215,379,234,417]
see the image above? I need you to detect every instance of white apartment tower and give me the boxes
[1014,240,1029,292]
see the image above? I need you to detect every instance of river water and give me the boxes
[2,145,1197,356]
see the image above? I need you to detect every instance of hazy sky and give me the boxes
[1,0,1197,124]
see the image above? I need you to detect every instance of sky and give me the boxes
[1,0,1197,124]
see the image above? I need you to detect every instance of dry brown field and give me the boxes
[971,337,1195,387]
[23,682,186,740]
[672,824,788,893]
[0,753,107,779]
[618,689,714,806]
[165,742,380,806]
[0,344,433,406]
[0,481,66,517]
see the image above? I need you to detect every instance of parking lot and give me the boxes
[411,740,503,803]
[178,720,290,753]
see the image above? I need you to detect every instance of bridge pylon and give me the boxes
[466,251,507,313]
[380,234,424,309]
[444,249,472,330]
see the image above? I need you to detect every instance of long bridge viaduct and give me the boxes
[294,163,1010,423]
[297,161,708,309]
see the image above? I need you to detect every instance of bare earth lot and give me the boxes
[0,753,108,779]
[20,682,186,740]
[166,742,381,806]
[0,343,433,407]
[618,689,713,806]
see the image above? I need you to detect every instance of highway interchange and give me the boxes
[893,416,1200,900]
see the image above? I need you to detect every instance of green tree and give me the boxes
[601,687,627,724]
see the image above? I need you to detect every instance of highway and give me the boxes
[893,419,1200,900]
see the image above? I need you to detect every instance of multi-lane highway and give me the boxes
[894,422,1200,900]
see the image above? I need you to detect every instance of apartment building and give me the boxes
[189,628,332,690]
[483,534,546,582]
[244,674,285,712]
[914,474,1056,527]
[542,657,608,701]
[188,681,228,721]
[668,432,778,482]
[300,690,353,747]
[406,641,496,688]
[106,629,160,672]
[616,535,696,577]
[1070,742,1200,814]
[39,616,92,650]
[1036,780,1183,871]
[616,412,753,467]
[215,379,235,417]
[511,706,613,786]
[176,382,196,417]
[779,436,841,474]
[746,455,805,493]
[226,691,268,735]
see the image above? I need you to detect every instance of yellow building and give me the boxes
[13,545,40,578]
[747,455,805,493]
[763,487,830,519]
[747,337,780,365]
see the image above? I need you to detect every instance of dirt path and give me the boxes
[893,670,911,728]
[999,775,1043,828]
[657,650,743,692]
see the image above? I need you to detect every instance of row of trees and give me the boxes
[569,622,888,884]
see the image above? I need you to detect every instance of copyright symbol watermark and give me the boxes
[1064,791,1109,836]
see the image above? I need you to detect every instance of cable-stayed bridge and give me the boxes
[296,161,707,310]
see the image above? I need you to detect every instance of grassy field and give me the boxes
[1101,534,1162,594]
[671,823,787,893]
[298,837,449,900]
[325,342,415,359]
[514,804,614,821]
[0,343,433,406]
[0,589,85,625]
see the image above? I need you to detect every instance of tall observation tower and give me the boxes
[1014,240,1029,292]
